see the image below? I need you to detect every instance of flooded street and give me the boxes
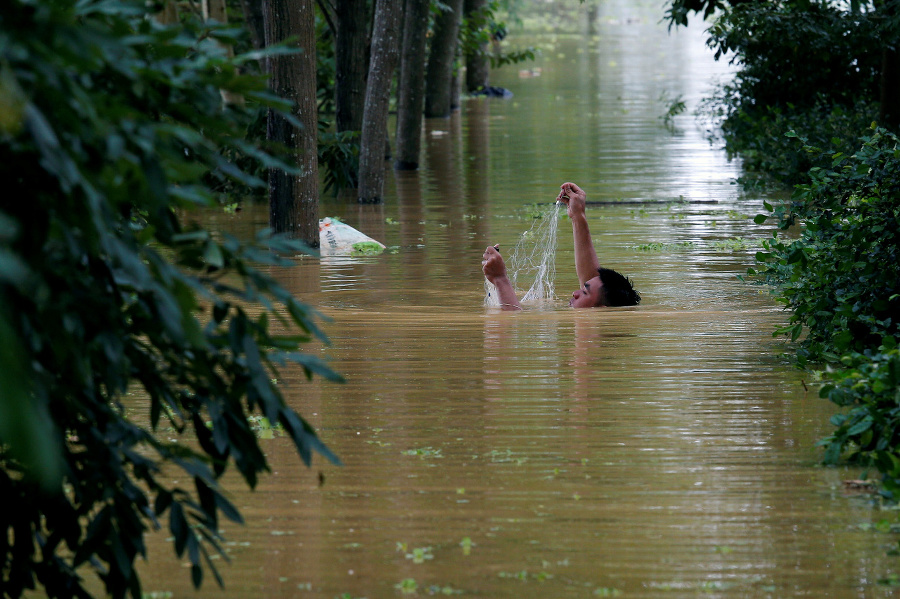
[138,4,900,598]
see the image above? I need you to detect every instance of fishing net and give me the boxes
[485,203,561,306]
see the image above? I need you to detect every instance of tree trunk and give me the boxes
[240,0,266,50]
[157,0,179,24]
[880,2,900,132]
[464,0,489,93]
[263,0,319,245]
[450,66,460,111]
[394,0,430,170]
[202,0,226,22]
[357,0,401,203]
[882,46,900,131]
[204,0,243,105]
[335,0,369,134]
[586,2,599,35]
[424,0,463,118]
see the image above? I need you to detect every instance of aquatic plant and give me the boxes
[247,415,286,439]
[709,238,762,252]
[459,536,474,555]
[402,447,444,458]
[351,241,385,256]
[405,546,435,564]
[632,241,696,252]
[424,584,463,595]
[395,578,418,594]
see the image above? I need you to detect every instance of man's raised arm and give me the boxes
[558,182,600,286]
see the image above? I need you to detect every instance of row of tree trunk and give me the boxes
[259,0,490,244]
[263,0,319,242]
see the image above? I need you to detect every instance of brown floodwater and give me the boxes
[136,4,900,599]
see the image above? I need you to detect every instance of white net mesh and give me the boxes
[484,203,561,306]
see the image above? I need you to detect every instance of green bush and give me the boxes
[819,348,900,496]
[717,99,878,184]
[706,2,881,113]
[701,1,883,183]
[753,127,900,365]
[753,127,900,495]
[0,1,340,597]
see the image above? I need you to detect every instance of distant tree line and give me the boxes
[227,0,535,244]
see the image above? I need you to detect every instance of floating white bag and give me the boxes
[319,217,385,256]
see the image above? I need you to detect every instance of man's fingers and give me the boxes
[561,181,583,196]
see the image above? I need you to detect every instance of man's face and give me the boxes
[569,275,604,308]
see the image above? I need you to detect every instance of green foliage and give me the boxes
[460,0,536,70]
[0,1,341,597]
[752,127,900,364]
[395,578,419,594]
[315,11,338,116]
[664,0,734,28]
[818,348,900,496]
[351,241,385,255]
[632,241,696,252]
[659,92,686,131]
[706,0,881,106]
[318,128,360,196]
[752,128,900,495]
[699,1,884,183]
[715,98,877,184]
[312,13,361,196]
[405,546,435,564]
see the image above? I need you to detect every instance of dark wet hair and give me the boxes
[597,267,640,307]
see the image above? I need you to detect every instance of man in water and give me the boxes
[482,182,640,310]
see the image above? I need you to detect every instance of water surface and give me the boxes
[138,6,900,598]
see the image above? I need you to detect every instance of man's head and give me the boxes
[568,268,640,308]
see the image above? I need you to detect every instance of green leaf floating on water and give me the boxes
[352,241,385,255]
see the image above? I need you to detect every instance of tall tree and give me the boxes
[357,0,401,203]
[394,0,431,170]
[335,0,370,134]
[240,0,266,50]
[880,0,900,131]
[424,0,463,118]
[158,0,179,23]
[463,0,490,92]
[203,0,243,105]
[263,0,320,244]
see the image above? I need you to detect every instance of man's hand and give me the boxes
[557,182,586,220]
[482,245,522,310]
[482,245,508,284]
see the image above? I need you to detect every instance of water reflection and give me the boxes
[134,8,897,599]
